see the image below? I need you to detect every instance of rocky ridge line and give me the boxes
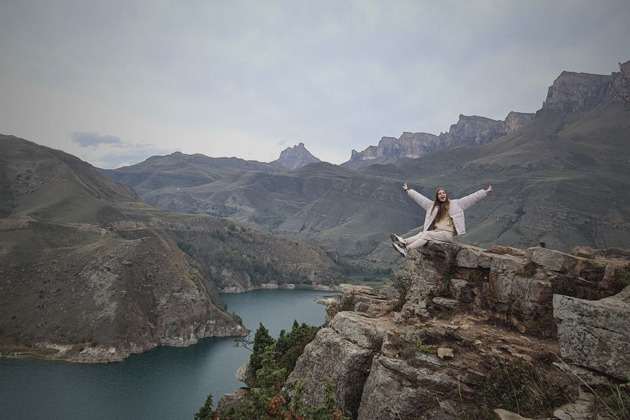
[343,61,629,170]
[342,112,535,169]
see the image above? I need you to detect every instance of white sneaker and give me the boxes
[393,243,408,258]
[390,233,406,247]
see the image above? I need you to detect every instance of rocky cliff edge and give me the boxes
[281,242,629,419]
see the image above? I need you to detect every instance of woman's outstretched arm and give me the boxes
[457,186,493,210]
[403,181,433,210]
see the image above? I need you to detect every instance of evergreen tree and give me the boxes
[249,323,275,383]
[195,321,347,419]
[276,321,319,374]
[193,394,216,420]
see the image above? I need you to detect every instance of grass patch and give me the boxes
[596,384,630,420]
[463,360,570,419]
[617,268,630,289]
[415,339,432,355]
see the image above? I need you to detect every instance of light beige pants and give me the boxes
[405,230,454,250]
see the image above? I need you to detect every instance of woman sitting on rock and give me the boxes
[391,181,493,257]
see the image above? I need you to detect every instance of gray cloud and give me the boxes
[95,144,176,169]
[70,132,122,147]
[1,1,629,166]
[67,131,175,168]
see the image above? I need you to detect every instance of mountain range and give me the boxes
[342,112,535,169]
[102,61,630,262]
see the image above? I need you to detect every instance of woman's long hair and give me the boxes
[430,188,450,221]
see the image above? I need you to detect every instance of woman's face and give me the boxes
[437,189,448,202]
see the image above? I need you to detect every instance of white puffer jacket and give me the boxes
[406,188,488,235]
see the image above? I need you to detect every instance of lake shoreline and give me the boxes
[0,285,339,364]
[1,289,333,420]
[218,282,340,293]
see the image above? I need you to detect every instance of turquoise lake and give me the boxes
[0,289,336,420]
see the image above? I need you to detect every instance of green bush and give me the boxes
[209,230,226,242]
[177,241,196,257]
[214,244,282,285]
[196,321,348,419]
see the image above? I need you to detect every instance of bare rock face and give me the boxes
[279,242,629,418]
[286,310,391,418]
[540,71,614,114]
[444,114,509,147]
[273,142,321,170]
[504,111,535,134]
[342,112,534,169]
[538,60,630,115]
[324,284,396,322]
[357,333,460,420]
[344,132,443,169]
[216,388,251,413]
[554,286,630,380]
[397,242,625,337]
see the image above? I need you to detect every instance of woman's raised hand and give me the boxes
[485,185,493,194]
[403,181,408,191]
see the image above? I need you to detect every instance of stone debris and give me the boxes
[437,347,454,359]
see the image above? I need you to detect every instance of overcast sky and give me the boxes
[1,1,629,168]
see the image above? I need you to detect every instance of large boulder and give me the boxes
[286,311,387,418]
[553,286,630,380]
[399,243,625,336]
[357,336,459,420]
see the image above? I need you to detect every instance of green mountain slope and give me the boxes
[103,65,630,260]
[0,136,342,362]
[397,102,630,251]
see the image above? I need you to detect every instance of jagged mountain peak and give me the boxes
[342,61,630,170]
[274,142,321,170]
[342,112,535,169]
[537,66,625,115]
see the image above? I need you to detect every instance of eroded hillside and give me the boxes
[0,136,343,362]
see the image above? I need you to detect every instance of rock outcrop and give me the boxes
[554,287,630,381]
[342,112,535,169]
[539,71,615,114]
[278,242,629,419]
[273,142,321,170]
[538,60,630,115]
[287,312,388,415]
[343,132,444,169]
